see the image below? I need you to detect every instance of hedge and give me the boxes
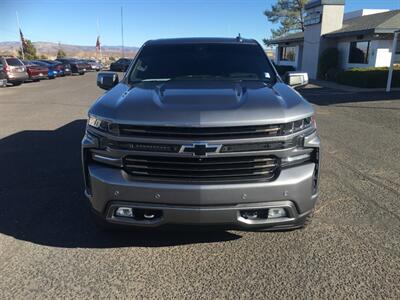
[336,67,400,88]
[318,47,339,79]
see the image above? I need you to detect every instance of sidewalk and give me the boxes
[307,79,400,92]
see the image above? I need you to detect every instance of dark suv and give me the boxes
[55,58,85,75]
[109,58,132,72]
[83,38,319,231]
[0,56,29,86]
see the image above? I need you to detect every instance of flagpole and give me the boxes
[97,17,102,62]
[121,6,125,58]
[16,11,24,59]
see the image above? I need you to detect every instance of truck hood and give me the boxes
[89,80,314,126]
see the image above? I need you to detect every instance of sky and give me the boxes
[0,0,399,48]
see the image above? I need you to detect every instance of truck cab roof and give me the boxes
[144,37,259,46]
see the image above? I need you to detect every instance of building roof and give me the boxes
[267,9,400,44]
[325,9,400,37]
[266,31,304,45]
[305,0,345,10]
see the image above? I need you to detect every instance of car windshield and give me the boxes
[6,58,23,66]
[129,43,275,83]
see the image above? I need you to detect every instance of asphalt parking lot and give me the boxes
[0,73,399,299]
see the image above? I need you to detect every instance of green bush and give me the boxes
[273,64,295,76]
[336,67,400,88]
[326,67,341,81]
[318,47,339,79]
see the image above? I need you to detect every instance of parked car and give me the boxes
[22,60,49,81]
[30,61,57,79]
[56,58,85,75]
[0,68,6,87]
[78,60,92,72]
[83,37,320,231]
[54,60,72,76]
[85,59,102,71]
[109,58,132,72]
[0,56,29,86]
[38,60,65,77]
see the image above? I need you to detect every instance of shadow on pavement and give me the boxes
[299,86,400,106]
[0,120,241,248]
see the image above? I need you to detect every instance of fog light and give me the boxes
[115,207,133,218]
[268,208,287,219]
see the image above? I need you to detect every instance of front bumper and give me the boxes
[82,126,320,229]
[85,162,318,229]
[102,200,311,230]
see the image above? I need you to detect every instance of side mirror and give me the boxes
[97,72,119,90]
[284,72,309,88]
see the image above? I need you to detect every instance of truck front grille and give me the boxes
[119,124,282,139]
[123,155,280,183]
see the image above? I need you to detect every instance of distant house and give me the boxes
[267,0,400,79]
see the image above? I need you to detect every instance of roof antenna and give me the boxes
[236,33,243,42]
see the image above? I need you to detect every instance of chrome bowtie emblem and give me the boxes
[182,142,220,156]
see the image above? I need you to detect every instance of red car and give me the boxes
[23,60,49,81]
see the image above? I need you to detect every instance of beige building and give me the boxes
[268,0,400,79]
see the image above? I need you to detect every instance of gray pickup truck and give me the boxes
[82,37,320,230]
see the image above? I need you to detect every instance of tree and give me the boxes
[264,0,307,42]
[57,49,67,58]
[17,39,38,60]
[318,47,339,79]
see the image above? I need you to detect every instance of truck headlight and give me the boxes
[281,115,316,135]
[87,115,118,134]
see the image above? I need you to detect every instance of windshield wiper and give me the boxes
[170,75,229,80]
[129,78,171,84]
[228,73,271,82]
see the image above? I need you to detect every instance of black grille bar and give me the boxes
[123,155,280,183]
[119,124,282,139]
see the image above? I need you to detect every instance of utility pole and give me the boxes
[16,11,24,59]
[121,6,125,58]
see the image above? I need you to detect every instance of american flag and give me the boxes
[96,36,101,52]
[19,28,28,49]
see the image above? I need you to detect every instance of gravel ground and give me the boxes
[0,73,399,299]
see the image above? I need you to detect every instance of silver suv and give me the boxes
[0,56,28,86]
[82,38,320,230]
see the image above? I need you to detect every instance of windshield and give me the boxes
[6,58,23,66]
[129,43,275,82]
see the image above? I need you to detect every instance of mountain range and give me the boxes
[0,41,139,59]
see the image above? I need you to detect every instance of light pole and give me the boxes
[121,6,125,58]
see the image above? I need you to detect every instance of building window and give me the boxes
[396,39,400,54]
[348,41,370,64]
[279,46,296,61]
